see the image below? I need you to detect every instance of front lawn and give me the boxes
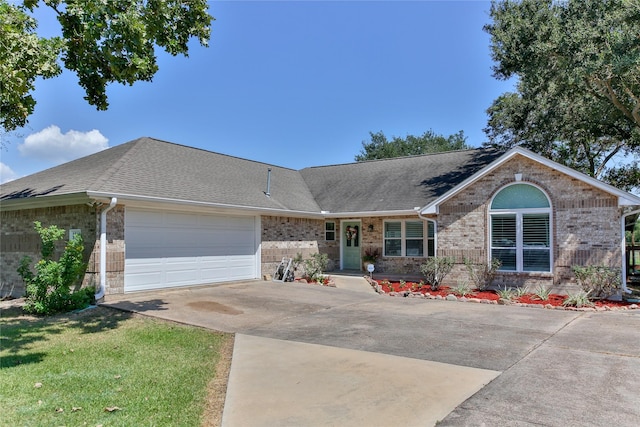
[0,304,233,427]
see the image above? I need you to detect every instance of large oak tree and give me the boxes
[484,0,640,192]
[0,0,212,133]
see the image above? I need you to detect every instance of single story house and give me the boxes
[2,137,639,299]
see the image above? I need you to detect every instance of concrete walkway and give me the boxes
[331,274,377,294]
[222,334,498,427]
[102,281,640,427]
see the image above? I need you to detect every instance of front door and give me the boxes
[342,221,361,270]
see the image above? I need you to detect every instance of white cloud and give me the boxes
[19,125,109,164]
[0,162,19,184]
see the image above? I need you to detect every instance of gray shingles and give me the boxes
[299,148,503,212]
[1,137,503,214]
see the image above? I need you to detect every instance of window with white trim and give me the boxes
[384,220,435,257]
[325,221,335,241]
[490,184,551,272]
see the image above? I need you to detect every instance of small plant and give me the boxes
[19,221,93,315]
[420,257,454,291]
[572,265,621,299]
[532,284,551,301]
[303,253,329,283]
[452,281,472,297]
[496,286,516,301]
[514,286,528,298]
[399,280,406,290]
[562,290,595,308]
[362,247,380,263]
[464,257,502,291]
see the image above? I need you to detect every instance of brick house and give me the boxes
[1,137,639,299]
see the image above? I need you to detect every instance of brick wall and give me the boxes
[1,205,97,297]
[437,156,622,291]
[0,204,126,298]
[261,215,338,278]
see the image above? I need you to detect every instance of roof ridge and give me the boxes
[301,147,491,171]
[87,138,147,192]
[143,136,300,171]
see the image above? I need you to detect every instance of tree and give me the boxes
[355,129,470,162]
[484,0,640,192]
[0,0,212,133]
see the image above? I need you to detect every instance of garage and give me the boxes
[124,208,260,292]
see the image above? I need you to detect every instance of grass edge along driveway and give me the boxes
[0,305,233,427]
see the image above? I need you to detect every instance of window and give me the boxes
[384,220,435,257]
[325,222,335,241]
[490,184,551,272]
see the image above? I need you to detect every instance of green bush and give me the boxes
[19,221,93,315]
[420,257,454,291]
[562,290,595,308]
[571,265,621,299]
[463,257,501,291]
[303,253,329,283]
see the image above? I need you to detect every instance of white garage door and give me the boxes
[125,209,259,292]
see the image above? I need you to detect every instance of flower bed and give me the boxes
[370,279,639,311]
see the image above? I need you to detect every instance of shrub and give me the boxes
[532,284,551,301]
[496,286,516,301]
[303,253,329,283]
[572,265,621,299]
[420,257,454,291]
[452,281,472,297]
[19,221,93,315]
[562,290,595,308]
[463,257,501,291]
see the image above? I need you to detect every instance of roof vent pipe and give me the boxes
[95,197,117,301]
[265,168,272,197]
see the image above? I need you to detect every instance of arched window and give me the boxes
[490,184,551,272]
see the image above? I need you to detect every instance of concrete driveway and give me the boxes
[104,280,640,426]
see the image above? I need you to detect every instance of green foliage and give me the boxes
[572,265,621,299]
[532,284,551,301]
[355,129,470,161]
[484,0,640,192]
[562,290,595,308]
[496,286,516,301]
[0,0,213,133]
[303,253,329,283]
[463,257,501,291]
[626,216,640,245]
[420,257,454,291]
[362,247,380,263]
[452,281,472,297]
[19,221,91,315]
[0,1,63,132]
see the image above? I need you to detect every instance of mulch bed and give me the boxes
[370,280,639,311]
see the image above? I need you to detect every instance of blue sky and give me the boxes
[1,0,515,183]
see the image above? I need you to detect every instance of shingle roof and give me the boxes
[0,137,321,212]
[0,137,503,214]
[299,148,504,212]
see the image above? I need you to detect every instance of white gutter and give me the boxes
[95,197,117,301]
[622,208,640,295]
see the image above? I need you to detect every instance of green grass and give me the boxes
[0,305,232,427]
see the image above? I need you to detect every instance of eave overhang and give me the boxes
[420,147,640,215]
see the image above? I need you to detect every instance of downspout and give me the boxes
[621,208,640,295]
[95,197,117,301]
[416,207,437,256]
